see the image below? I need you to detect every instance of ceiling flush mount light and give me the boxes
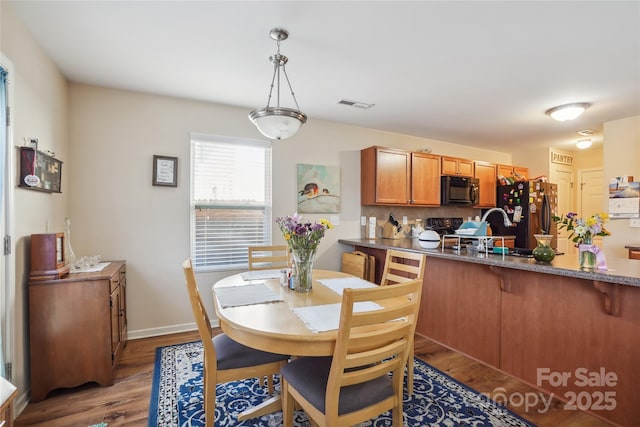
[576,139,593,149]
[545,102,591,122]
[249,28,307,141]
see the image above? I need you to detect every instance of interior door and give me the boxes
[554,168,574,255]
[578,168,605,247]
[578,168,605,217]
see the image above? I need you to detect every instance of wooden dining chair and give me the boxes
[248,245,290,271]
[379,249,426,395]
[380,249,426,286]
[280,279,422,427]
[340,251,368,279]
[182,259,289,427]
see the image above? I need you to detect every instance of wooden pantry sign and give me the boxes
[550,150,573,166]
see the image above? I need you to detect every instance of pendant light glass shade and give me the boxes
[249,28,306,141]
[249,107,307,140]
[545,102,590,122]
[576,139,592,149]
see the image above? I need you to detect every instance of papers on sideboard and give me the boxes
[215,283,284,308]
[317,277,378,295]
[292,301,382,333]
[69,262,111,274]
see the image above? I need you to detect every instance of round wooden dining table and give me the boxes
[212,269,356,420]
[212,269,351,357]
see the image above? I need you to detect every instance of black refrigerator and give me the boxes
[485,181,558,250]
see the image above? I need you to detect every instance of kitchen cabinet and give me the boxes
[361,146,440,206]
[29,261,127,401]
[474,161,497,207]
[497,164,529,181]
[410,152,441,205]
[441,156,474,176]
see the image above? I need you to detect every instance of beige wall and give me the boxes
[1,3,70,409]
[603,116,640,259]
[67,83,514,340]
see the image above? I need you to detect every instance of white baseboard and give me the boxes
[127,319,220,340]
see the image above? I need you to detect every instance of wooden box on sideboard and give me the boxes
[30,233,70,281]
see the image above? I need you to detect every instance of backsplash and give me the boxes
[360,205,480,238]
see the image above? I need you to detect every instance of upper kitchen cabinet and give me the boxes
[474,161,497,208]
[441,156,474,177]
[361,146,440,206]
[411,152,441,206]
[497,164,529,181]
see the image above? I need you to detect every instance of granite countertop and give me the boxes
[625,244,640,250]
[339,238,640,288]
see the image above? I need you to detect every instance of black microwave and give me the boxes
[441,175,479,205]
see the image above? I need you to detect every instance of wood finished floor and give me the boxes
[15,330,613,427]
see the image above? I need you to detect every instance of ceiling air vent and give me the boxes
[577,129,596,136]
[338,99,375,109]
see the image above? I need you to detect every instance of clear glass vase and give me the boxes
[532,234,555,262]
[579,235,597,269]
[290,247,316,293]
[64,217,77,268]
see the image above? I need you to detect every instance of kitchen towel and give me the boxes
[215,283,283,308]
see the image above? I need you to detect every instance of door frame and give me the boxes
[1,53,16,379]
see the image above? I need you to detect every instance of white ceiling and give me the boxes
[7,0,640,153]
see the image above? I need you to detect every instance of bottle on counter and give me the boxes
[411,219,424,238]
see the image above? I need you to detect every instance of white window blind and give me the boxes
[191,134,272,270]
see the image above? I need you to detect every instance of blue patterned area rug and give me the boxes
[148,341,535,427]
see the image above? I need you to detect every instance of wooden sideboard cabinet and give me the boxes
[29,261,127,401]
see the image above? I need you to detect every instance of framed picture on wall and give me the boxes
[152,155,178,187]
[297,164,341,213]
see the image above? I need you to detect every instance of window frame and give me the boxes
[190,133,273,272]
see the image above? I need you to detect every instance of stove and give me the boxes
[426,217,464,236]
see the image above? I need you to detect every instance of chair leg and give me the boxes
[392,404,402,427]
[407,352,414,395]
[281,379,294,427]
[204,370,215,427]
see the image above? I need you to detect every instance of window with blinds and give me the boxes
[191,134,272,270]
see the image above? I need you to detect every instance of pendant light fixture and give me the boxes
[249,28,307,140]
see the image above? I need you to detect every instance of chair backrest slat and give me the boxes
[248,245,290,271]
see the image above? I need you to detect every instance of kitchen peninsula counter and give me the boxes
[339,237,640,287]
[339,237,640,426]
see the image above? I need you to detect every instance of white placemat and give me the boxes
[292,301,383,333]
[317,277,378,295]
[215,283,284,308]
[240,269,284,281]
